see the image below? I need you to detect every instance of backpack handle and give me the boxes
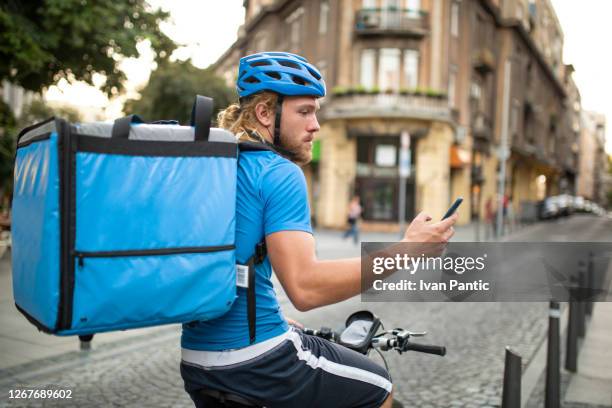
[111,114,144,139]
[190,95,213,141]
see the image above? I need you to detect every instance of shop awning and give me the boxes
[450,145,470,168]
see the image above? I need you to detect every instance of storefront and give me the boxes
[354,135,416,223]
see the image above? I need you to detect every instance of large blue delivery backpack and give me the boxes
[12,96,242,336]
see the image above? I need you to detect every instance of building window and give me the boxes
[511,99,520,135]
[406,0,421,18]
[362,0,376,9]
[319,0,329,34]
[382,0,401,28]
[451,1,460,37]
[360,49,376,89]
[286,7,304,52]
[448,65,457,108]
[470,81,481,100]
[378,48,401,92]
[317,60,328,84]
[403,49,419,89]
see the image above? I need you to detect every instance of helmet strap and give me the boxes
[273,95,284,147]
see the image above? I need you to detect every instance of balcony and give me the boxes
[472,111,492,139]
[322,92,452,122]
[473,48,495,74]
[355,8,429,38]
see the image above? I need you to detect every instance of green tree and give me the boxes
[0,101,17,210]
[0,0,176,96]
[18,99,82,127]
[124,60,235,124]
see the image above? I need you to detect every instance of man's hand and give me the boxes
[402,211,457,243]
[285,317,303,329]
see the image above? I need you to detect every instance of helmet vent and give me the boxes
[279,60,300,69]
[244,76,260,84]
[307,67,321,80]
[265,71,281,80]
[251,61,272,67]
[291,76,308,86]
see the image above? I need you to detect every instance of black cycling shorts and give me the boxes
[180,328,392,408]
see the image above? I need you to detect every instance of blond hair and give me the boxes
[217,92,278,142]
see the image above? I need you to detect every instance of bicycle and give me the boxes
[197,310,446,407]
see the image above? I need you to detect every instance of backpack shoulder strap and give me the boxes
[238,141,276,153]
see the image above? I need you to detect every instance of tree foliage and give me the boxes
[0,0,176,96]
[124,60,235,124]
[0,101,17,201]
[19,99,82,125]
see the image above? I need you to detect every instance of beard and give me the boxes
[279,136,312,166]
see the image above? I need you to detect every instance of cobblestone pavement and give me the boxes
[1,214,610,407]
[0,301,550,408]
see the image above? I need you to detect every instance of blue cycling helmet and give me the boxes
[237,52,326,98]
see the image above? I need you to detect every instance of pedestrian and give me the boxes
[179,51,458,408]
[505,196,516,233]
[485,196,496,240]
[343,195,362,244]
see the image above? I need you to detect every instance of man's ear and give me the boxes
[254,102,274,127]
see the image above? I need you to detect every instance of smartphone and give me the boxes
[441,197,463,220]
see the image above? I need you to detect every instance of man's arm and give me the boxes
[267,231,361,311]
[267,212,458,311]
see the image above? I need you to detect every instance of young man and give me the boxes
[180,52,457,408]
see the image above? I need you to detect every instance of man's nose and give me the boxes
[308,115,320,132]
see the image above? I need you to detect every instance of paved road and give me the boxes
[1,214,610,407]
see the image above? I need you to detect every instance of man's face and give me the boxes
[278,96,320,166]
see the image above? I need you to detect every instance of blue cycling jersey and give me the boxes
[181,150,312,351]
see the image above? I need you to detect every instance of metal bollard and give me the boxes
[586,252,594,315]
[545,301,561,408]
[501,347,521,408]
[566,288,578,372]
[577,270,586,338]
[79,334,94,351]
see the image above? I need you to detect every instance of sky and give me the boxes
[45,0,610,153]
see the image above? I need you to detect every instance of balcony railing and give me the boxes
[355,8,429,37]
[472,111,492,139]
[473,48,495,74]
[322,92,452,122]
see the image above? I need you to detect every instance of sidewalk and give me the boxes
[564,301,612,406]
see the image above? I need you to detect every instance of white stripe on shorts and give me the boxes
[181,329,292,368]
[287,331,393,393]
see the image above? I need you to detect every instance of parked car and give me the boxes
[573,196,586,212]
[539,197,559,220]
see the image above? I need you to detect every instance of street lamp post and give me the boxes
[497,59,512,239]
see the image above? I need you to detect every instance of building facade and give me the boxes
[578,111,607,205]
[215,0,586,229]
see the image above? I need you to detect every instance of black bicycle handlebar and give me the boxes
[404,342,446,356]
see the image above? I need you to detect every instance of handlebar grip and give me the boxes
[405,343,446,356]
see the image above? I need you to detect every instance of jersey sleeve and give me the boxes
[260,158,312,236]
